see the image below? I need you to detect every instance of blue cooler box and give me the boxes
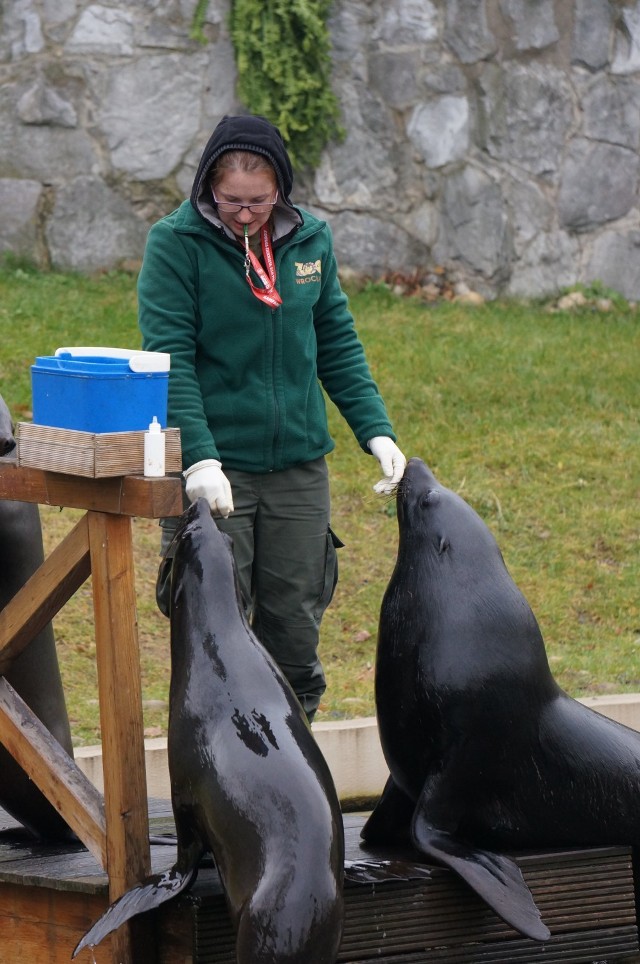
[31,347,170,433]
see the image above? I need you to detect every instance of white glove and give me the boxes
[183,459,234,518]
[367,437,407,495]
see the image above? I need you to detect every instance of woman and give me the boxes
[139,114,405,722]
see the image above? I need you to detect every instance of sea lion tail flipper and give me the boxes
[360,776,415,846]
[411,813,550,943]
[72,865,197,958]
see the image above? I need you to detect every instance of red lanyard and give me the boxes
[243,225,283,308]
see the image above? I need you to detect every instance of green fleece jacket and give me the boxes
[138,200,396,473]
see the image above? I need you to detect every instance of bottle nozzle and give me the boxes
[144,416,165,476]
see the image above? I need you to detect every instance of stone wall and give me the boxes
[2,0,640,298]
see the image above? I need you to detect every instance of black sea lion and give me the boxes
[362,457,640,942]
[0,398,15,456]
[0,394,74,839]
[74,497,344,962]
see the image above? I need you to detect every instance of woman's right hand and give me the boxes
[183,459,234,518]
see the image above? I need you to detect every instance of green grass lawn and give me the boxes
[1,263,638,745]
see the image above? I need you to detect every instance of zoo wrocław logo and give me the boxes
[295,260,322,284]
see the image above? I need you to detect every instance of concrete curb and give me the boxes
[73,694,640,806]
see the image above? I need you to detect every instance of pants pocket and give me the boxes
[317,525,344,615]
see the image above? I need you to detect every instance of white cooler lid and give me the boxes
[55,346,170,373]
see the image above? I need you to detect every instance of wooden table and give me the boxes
[0,461,182,964]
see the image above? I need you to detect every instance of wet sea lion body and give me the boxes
[75,497,344,962]
[363,457,640,941]
[0,394,74,839]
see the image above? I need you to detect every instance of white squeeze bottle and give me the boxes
[144,416,165,477]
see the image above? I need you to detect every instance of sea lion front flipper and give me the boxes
[360,775,415,846]
[72,865,198,958]
[411,806,550,942]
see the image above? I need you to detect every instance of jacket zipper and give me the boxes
[271,306,280,469]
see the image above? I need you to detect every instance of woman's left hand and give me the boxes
[367,437,407,494]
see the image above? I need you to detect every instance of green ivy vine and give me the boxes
[228,0,343,170]
[190,0,211,43]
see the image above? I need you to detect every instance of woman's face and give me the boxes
[212,168,278,239]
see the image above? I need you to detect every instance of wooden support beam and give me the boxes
[0,465,171,962]
[0,461,183,518]
[88,511,156,964]
[0,678,106,866]
[0,513,91,674]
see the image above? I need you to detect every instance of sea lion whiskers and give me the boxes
[364,487,399,511]
[395,472,411,499]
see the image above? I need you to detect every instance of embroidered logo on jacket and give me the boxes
[295,260,322,284]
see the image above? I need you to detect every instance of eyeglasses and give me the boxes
[212,190,278,214]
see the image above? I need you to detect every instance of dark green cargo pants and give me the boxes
[157,457,341,722]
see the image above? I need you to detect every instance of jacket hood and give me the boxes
[190,114,295,212]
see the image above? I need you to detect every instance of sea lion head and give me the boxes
[391,459,546,660]
[171,497,234,562]
[396,458,504,573]
[168,498,238,616]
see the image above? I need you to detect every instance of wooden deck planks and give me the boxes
[0,804,638,964]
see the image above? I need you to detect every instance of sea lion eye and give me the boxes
[420,490,440,509]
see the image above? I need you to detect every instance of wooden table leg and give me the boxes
[88,511,157,964]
